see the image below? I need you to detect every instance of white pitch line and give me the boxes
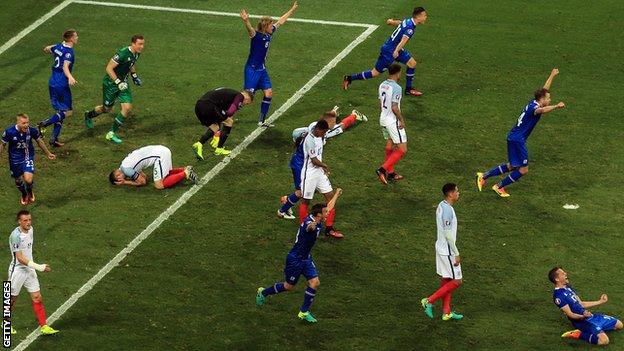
[13,19,378,351]
[0,0,74,56]
[72,0,375,28]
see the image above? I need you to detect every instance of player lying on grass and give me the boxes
[1,114,56,205]
[343,6,427,97]
[256,188,342,323]
[109,145,197,189]
[476,68,565,197]
[8,210,59,336]
[550,267,623,346]
[37,29,78,147]
[240,1,298,127]
[192,88,253,159]
[277,106,366,220]
[84,34,145,144]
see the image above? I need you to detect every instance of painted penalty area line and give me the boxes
[13,23,378,351]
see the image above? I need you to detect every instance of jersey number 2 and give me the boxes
[381,91,388,109]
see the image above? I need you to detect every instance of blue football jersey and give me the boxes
[246,25,278,70]
[554,285,586,319]
[381,18,416,53]
[49,43,74,87]
[1,125,40,164]
[288,215,322,259]
[289,135,305,170]
[508,99,541,142]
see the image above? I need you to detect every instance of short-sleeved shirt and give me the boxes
[1,125,40,165]
[246,25,278,70]
[435,200,458,255]
[553,285,586,320]
[302,131,324,176]
[49,43,74,87]
[379,79,402,126]
[105,46,140,83]
[288,215,323,259]
[9,226,34,270]
[507,99,542,142]
[119,145,170,180]
[381,18,416,54]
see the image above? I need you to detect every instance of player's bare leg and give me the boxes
[22,172,35,204]
[322,191,343,238]
[343,68,381,90]
[84,105,111,129]
[404,58,422,97]
[258,88,274,128]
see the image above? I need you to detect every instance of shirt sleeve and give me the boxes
[112,49,122,63]
[30,127,41,140]
[324,126,344,139]
[304,137,318,158]
[225,94,244,117]
[1,130,8,144]
[553,292,569,308]
[441,206,454,230]
[64,50,74,63]
[120,166,139,180]
[403,27,415,39]
[392,84,402,103]
[9,232,23,253]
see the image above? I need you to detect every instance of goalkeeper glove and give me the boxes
[114,78,128,91]
[131,73,142,86]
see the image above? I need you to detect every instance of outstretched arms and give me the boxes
[543,68,559,90]
[240,9,256,38]
[276,1,298,27]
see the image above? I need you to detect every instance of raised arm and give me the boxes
[386,18,401,26]
[276,1,298,27]
[325,188,342,213]
[580,294,608,309]
[43,44,54,54]
[240,9,256,37]
[543,68,559,90]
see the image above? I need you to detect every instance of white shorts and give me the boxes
[381,122,407,144]
[8,267,40,296]
[153,148,173,181]
[436,254,462,280]
[301,170,332,200]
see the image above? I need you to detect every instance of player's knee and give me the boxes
[371,69,381,77]
[294,190,302,198]
[283,283,295,291]
[597,333,609,345]
[309,279,320,289]
[454,279,463,285]
[263,89,273,98]
[519,167,529,175]
[407,59,417,68]
[615,320,623,330]
[153,181,165,190]
[30,293,42,303]
[64,110,73,118]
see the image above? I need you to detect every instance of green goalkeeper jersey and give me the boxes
[104,46,140,83]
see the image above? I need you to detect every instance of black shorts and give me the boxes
[195,100,225,126]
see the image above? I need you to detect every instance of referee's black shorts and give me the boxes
[194,100,225,126]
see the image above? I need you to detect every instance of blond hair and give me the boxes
[256,16,274,32]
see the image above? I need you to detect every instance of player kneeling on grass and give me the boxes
[8,210,59,335]
[550,267,623,346]
[109,145,197,189]
[277,106,367,220]
[256,188,342,323]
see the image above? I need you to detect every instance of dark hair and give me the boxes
[131,34,144,43]
[109,171,117,185]
[534,88,549,101]
[315,119,329,131]
[413,7,426,17]
[311,203,326,216]
[16,210,30,220]
[442,183,457,196]
[548,267,562,284]
[63,29,77,41]
[388,63,402,75]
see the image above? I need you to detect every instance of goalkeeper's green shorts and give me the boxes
[102,77,132,107]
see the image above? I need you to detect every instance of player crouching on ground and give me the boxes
[550,267,623,346]
[109,145,197,189]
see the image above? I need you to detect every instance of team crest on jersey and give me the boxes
[554,298,561,305]
[65,53,71,59]
[445,220,451,226]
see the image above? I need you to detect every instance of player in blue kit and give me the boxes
[549,267,623,345]
[240,2,298,128]
[1,114,56,205]
[37,29,78,147]
[476,69,565,197]
[256,188,342,323]
[343,7,427,97]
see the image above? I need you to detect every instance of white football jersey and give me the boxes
[302,132,324,175]
[435,200,458,255]
[379,79,402,126]
[9,226,34,270]
[120,145,170,179]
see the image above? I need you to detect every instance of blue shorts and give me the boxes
[374,49,412,72]
[291,166,302,190]
[283,253,318,285]
[9,159,35,179]
[244,65,272,93]
[49,85,72,111]
[573,314,619,335]
[507,139,528,168]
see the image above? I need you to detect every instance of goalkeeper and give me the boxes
[84,34,145,144]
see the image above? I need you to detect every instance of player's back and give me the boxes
[199,88,240,110]
[288,216,322,259]
[379,79,402,126]
[435,200,457,255]
[246,26,277,70]
[508,100,542,142]
[121,145,168,171]
[381,18,415,53]
[49,43,74,86]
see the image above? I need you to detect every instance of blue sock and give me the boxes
[580,331,599,345]
[405,67,415,90]
[483,163,510,179]
[300,287,316,312]
[349,70,373,81]
[51,122,63,142]
[42,111,65,127]
[279,193,300,213]
[259,96,272,123]
[498,170,523,188]
[262,282,286,297]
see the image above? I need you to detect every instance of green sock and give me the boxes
[111,113,125,133]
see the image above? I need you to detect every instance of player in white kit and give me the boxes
[421,183,464,321]
[8,210,59,335]
[299,120,343,238]
[376,63,407,185]
[109,145,197,189]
